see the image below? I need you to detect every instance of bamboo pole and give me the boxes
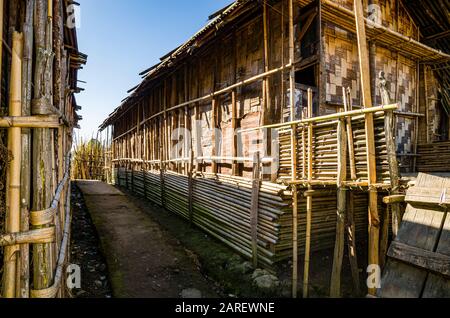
[251,152,261,268]
[19,0,35,298]
[288,0,298,299]
[0,0,3,105]
[354,0,379,296]
[2,31,24,298]
[343,87,357,180]
[239,104,398,133]
[303,89,313,298]
[330,117,347,298]
[32,0,54,292]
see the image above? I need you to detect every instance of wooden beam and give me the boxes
[388,241,450,278]
[354,0,380,296]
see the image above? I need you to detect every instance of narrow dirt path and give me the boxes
[75,180,218,298]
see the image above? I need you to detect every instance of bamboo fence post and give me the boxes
[251,152,261,268]
[303,89,313,298]
[354,0,380,296]
[2,31,24,298]
[330,117,347,298]
[18,0,34,299]
[32,0,55,292]
[288,0,299,299]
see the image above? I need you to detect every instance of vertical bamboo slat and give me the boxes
[2,31,24,299]
[19,0,34,298]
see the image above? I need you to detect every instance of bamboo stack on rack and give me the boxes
[278,112,391,185]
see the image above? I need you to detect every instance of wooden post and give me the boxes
[231,90,239,176]
[354,0,380,296]
[330,117,347,298]
[379,72,401,269]
[211,98,218,174]
[188,150,194,224]
[303,89,313,298]
[288,0,299,299]
[263,1,271,124]
[251,152,261,268]
[2,31,24,298]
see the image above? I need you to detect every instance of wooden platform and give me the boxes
[379,173,450,298]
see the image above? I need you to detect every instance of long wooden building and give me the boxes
[0,0,86,298]
[100,0,449,297]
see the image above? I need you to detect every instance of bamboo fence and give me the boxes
[0,0,86,298]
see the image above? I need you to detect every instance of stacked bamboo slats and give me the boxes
[278,112,391,184]
[114,168,375,267]
[416,142,450,172]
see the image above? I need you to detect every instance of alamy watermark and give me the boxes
[367,264,381,289]
[66,264,81,290]
[66,4,81,29]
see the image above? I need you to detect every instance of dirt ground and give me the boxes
[74,180,219,298]
[70,185,113,298]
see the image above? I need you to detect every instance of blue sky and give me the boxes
[76,0,233,139]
